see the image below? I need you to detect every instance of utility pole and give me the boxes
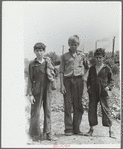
[95,41,97,49]
[62,45,64,55]
[112,36,115,58]
[83,47,84,53]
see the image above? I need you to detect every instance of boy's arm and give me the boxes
[82,56,90,81]
[83,56,89,71]
[26,63,36,104]
[59,55,65,86]
[60,72,66,94]
[60,73,64,87]
[26,64,33,96]
[59,55,66,94]
[106,68,115,91]
[46,57,54,70]
[46,58,55,82]
[87,68,91,89]
[47,68,55,82]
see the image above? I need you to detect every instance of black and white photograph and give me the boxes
[2,1,121,148]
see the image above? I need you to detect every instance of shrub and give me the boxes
[24,69,29,78]
[88,51,94,58]
[45,52,61,66]
[89,58,96,66]
[104,58,114,68]
[112,64,119,75]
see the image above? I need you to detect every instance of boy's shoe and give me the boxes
[74,131,84,135]
[65,132,73,136]
[31,135,43,141]
[84,129,93,136]
[47,133,57,141]
[43,133,57,141]
[109,131,115,138]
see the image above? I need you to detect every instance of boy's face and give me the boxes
[69,42,79,53]
[34,48,45,59]
[95,55,104,65]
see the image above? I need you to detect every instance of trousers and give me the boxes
[29,74,52,138]
[63,76,84,133]
[88,87,112,127]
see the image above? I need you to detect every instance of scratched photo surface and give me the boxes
[2,1,121,148]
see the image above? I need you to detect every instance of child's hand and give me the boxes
[105,87,109,91]
[60,85,66,94]
[87,86,91,93]
[27,95,36,104]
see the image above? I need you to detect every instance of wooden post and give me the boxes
[95,41,97,49]
[112,36,115,58]
[62,45,64,55]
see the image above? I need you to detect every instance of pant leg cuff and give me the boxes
[64,129,73,133]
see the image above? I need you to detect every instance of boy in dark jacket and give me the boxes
[84,48,115,137]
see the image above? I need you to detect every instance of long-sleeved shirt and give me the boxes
[59,49,89,77]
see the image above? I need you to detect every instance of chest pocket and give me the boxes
[31,81,41,96]
[79,59,83,67]
[75,55,83,67]
[33,65,40,74]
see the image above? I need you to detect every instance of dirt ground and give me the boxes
[25,77,121,146]
[26,108,120,146]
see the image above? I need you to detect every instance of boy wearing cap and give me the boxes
[26,42,57,141]
[59,35,89,136]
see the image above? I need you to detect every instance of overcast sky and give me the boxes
[23,2,121,60]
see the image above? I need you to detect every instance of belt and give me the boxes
[64,75,82,79]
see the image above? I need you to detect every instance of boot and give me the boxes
[84,128,94,136]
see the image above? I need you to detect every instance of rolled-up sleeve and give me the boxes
[59,55,65,74]
[47,68,55,82]
[46,58,54,70]
[83,57,89,70]
[87,68,91,89]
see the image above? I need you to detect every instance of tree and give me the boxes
[24,58,30,77]
[45,52,61,66]
[88,51,94,58]
[104,58,114,69]
[112,64,119,75]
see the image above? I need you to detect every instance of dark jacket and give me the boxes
[87,64,114,97]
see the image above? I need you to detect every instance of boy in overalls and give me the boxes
[26,42,57,141]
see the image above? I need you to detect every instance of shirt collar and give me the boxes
[69,49,82,57]
[34,58,45,64]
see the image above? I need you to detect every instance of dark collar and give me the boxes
[33,58,46,65]
[94,63,107,68]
